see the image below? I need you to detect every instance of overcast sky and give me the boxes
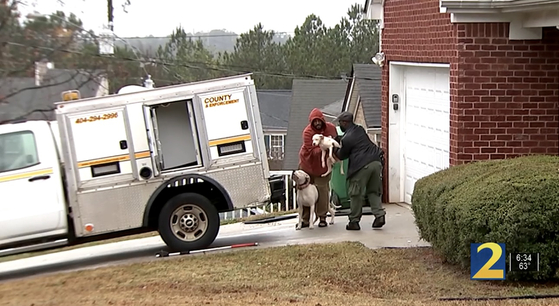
[19,0,364,37]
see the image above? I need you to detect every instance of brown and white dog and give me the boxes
[312,133,344,177]
[292,169,337,229]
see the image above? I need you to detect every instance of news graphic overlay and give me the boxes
[509,253,540,272]
[470,242,506,280]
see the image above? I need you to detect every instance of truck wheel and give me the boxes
[157,193,220,252]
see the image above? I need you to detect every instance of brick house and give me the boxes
[363,0,559,204]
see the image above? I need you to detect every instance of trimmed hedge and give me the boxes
[412,155,559,281]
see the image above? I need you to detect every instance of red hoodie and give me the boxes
[298,108,338,177]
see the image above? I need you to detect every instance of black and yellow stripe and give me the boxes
[208,134,251,146]
[77,150,151,168]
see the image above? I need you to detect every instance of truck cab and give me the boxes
[0,120,68,249]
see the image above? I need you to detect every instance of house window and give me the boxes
[264,134,284,160]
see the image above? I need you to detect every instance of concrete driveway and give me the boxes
[0,203,429,282]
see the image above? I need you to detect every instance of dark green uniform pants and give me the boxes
[346,160,385,223]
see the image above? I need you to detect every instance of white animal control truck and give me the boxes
[0,74,281,256]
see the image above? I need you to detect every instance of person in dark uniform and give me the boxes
[333,111,386,231]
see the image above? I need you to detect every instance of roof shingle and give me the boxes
[256,90,291,131]
[353,64,382,128]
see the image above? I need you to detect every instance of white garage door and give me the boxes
[403,66,450,204]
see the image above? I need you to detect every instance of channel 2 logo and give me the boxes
[470,243,506,280]
[470,242,540,280]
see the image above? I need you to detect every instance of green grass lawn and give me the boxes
[1,242,558,306]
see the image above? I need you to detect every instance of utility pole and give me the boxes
[98,0,114,55]
[107,0,114,32]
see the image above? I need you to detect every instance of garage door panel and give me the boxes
[403,66,450,204]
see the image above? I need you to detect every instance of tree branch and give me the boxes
[0,70,82,104]
[0,0,18,36]
[0,69,106,124]
[1,35,77,79]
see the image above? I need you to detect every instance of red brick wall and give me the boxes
[380,0,457,202]
[381,0,559,202]
[454,25,559,163]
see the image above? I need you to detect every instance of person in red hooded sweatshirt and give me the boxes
[297,108,338,228]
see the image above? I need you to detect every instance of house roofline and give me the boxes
[342,65,356,113]
[363,0,384,14]
[263,128,287,134]
[440,0,559,13]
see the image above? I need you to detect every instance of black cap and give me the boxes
[335,111,354,123]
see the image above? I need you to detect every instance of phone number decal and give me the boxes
[75,112,119,124]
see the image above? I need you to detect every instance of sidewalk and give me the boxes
[0,203,429,281]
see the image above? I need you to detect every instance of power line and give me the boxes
[31,12,150,77]
[117,32,294,39]
[5,41,379,82]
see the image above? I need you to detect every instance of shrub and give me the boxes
[411,155,559,281]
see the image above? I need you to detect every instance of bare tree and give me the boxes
[0,1,110,122]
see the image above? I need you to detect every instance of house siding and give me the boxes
[354,100,380,145]
[355,100,367,128]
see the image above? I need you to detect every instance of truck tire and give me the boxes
[157,193,220,252]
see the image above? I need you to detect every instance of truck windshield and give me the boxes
[0,130,40,173]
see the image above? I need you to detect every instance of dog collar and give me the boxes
[297,177,310,190]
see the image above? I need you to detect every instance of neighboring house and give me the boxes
[363,0,559,204]
[319,98,344,122]
[0,62,108,123]
[283,79,349,170]
[257,89,292,170]
[341,63,382,145]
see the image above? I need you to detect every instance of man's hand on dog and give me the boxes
[332,146,340,157]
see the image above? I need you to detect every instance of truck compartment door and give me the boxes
[66,107,134,186]
[198,88,254,161]
[143,106,162,175]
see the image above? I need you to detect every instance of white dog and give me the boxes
[292,169,318,230]
[292,169,338,229]
[312,134,344,177]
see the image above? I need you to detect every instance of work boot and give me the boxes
[346,221,360,231]
[372,215,385,229]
